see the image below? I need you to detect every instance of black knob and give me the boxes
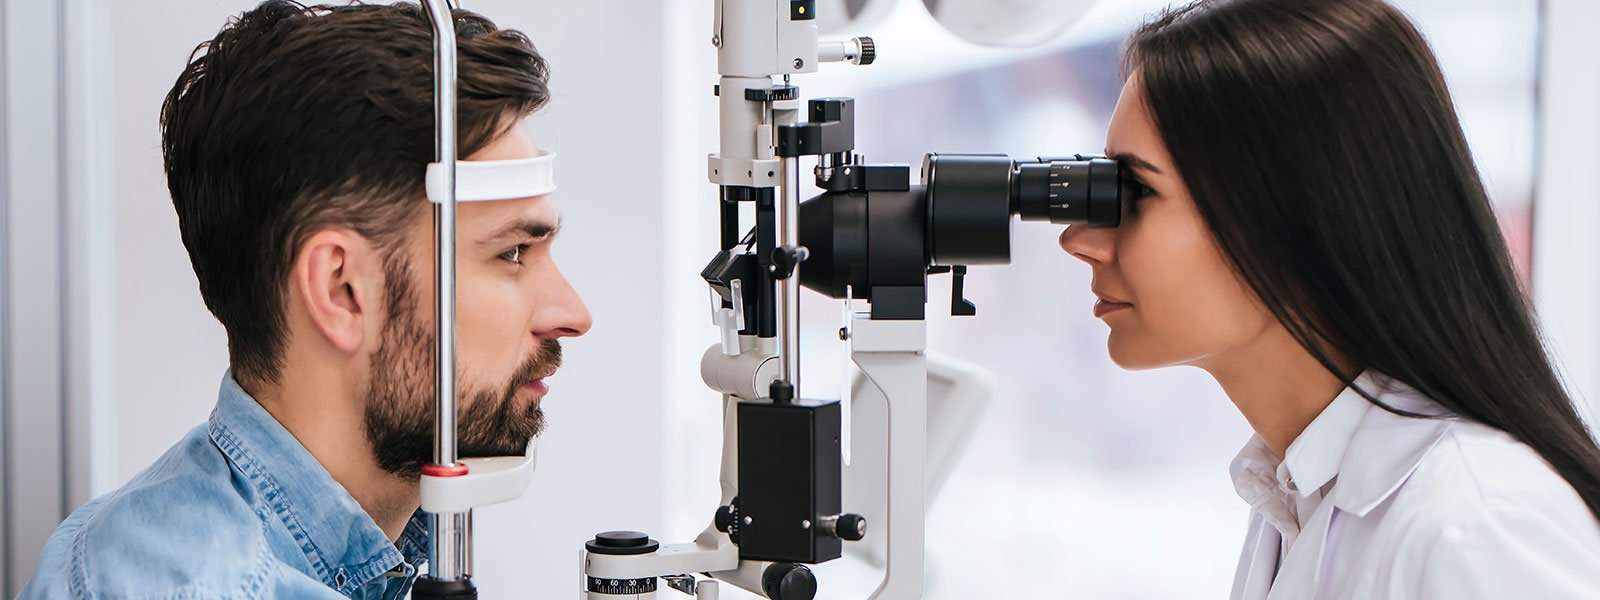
[411,576,478,600]
[835,514,867,541]
[714,499,742,543]
[769,380,795,403]
[856,37,876,65]
[770,245,809,280]
[585,530,660,556]
[761,563,817,600]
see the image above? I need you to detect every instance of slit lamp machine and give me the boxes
[407,1,1127,598]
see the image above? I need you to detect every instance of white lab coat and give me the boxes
[1230,376,1600,599]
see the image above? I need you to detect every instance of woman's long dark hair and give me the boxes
[1125,0,1600,520]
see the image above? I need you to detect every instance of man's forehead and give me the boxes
[458,194,560,232]
[467,118,539,162]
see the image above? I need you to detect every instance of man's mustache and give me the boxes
[504,338,562,392]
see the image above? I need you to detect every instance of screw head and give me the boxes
[838,327,850,341]
[793,58,805,69]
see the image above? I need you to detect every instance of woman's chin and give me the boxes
[1106,333,1167,371]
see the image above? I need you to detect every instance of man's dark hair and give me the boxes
[161,1,549,388]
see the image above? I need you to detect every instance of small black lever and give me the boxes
[951,265,976,316]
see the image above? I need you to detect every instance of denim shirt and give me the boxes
[20,373,431,599]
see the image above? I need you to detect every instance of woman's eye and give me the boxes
[499,244,529,265]
[1123,179,1156,218]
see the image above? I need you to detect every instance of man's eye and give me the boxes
[499,244,529,265]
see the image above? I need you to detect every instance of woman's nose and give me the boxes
[1059,224,1115,266]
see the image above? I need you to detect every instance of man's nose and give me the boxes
[1059,224,1116,266]
[531,267,592,339]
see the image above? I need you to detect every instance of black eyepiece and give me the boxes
[1014,156,1124,227]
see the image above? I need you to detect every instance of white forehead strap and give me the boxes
[425,150,557,203]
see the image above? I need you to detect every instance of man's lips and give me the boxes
[520,378,549,396]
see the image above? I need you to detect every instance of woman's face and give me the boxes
[1059,74,1271,370]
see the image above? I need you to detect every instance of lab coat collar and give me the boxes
[1227,371,1381,517]
[1231,372,1455,598]
[1280,375,1375,499]
[1326,373,1454,517]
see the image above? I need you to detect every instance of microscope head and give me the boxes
[794,99,1131,319]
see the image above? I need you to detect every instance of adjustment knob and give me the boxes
[854,37,876,65]
[761,563,817,600]
[585,530,660,556]
[714,499,741,543]
[818,513,867,541]
[835,514,867,541]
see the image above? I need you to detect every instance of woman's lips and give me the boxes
[1093,300,1133,318]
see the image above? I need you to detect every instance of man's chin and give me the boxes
[459,405,544,458]
[459,439,536,459]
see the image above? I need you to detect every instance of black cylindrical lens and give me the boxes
[1016,156,1122,227]
[921,153,1015,267]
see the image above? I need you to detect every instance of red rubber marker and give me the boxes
[421,463,470,477]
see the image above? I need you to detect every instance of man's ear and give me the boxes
[291,229,378,354]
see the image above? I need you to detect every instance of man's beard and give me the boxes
[363,261,561,477]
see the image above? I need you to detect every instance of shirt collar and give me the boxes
[1229,372,1376,508]
[207,372,431,593]
[1278,375,1374,499]
[1325,375,1453,516]
[1228,371,1455,518]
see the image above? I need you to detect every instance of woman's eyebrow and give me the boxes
[1107,151,1164,175]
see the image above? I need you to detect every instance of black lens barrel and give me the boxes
[922,153,1015,267]
[1013,155,1122,227]
[923,154,1123,228]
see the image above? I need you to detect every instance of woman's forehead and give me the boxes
[1106,76,1165,166]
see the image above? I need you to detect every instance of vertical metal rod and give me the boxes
[0,0,11,590]
[464,509,473,575]
[421,0,465,583]
[778,157,801,389]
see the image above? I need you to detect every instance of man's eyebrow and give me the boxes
[1107,151,1164,175]
[477,216,562,247]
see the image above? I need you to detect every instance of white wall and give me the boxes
[3,1,117,592]
[108,0,230,486]
[101,1,671,596]
[1532,0,1600,425]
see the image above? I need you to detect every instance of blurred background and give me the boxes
[2,0,1596,598]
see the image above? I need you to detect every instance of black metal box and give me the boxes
[736,397,843,564]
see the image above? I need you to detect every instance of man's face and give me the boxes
[365,123,591,476]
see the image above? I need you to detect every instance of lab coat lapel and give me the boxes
[1266,500,1338,599]
[1232,513,1281,600]
[1327,391,1452,517]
